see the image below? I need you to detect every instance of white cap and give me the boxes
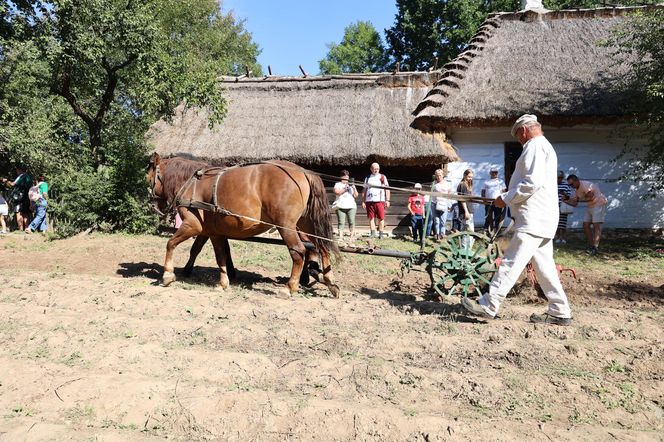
[511,114,538,137]
[414,183,422,189]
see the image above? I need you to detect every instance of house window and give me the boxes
[504,142,523,186]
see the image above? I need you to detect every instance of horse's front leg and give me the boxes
[163,215,201,287]
[183,235,208,277]
[209,236,231,290]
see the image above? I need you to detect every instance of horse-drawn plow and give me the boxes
[199,227,503,299]
[148,154,505,298]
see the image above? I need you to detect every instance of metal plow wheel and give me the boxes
[426,231,501,298]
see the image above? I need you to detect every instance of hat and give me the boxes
[490,168,499,173]
[511,114,538,137]
[414,183,422,189]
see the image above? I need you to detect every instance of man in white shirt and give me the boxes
[361,163,390,238]
[481,168,506,232]
[461,114,572,326]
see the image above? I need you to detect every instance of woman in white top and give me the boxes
[333,170,359,240]
[432,169,452,240]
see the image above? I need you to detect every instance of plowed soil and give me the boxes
[0,232,662,441]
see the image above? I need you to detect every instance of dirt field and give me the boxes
[0,232,662,441]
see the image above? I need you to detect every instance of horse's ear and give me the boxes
[149,152,161,166]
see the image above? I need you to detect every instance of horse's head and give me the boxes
[147,152,166,214]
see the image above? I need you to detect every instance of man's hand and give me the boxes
[494,196,506,208]
[362,202,366,209]
[465,212,471,220]
[385,201,390,208]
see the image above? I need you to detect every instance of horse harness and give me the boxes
[175,166,238,217]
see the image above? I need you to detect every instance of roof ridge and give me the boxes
[489,4,664,21]
[219,71,440,84]
[412,15,502,116]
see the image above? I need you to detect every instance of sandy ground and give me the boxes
[0,232,662,441]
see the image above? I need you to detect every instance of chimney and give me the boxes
[521,0,544,10]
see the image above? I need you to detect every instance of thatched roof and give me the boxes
[412,5,663,132]
[148,72,459,166]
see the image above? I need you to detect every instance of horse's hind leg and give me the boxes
[183,235,208,277]
[279,228,306,295]
[223,238,237,280]
[300,233,340,298]
[320,250,340,298]
[182,236,236,280]
[209,236,231,290]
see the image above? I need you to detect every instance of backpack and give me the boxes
[28,185,41,202]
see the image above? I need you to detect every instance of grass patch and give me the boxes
[546,365,599,380]
[553,235,664,275]
[568,407,595,424]
[604,360,626,373]
[64,404,96,423]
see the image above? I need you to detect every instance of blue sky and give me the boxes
[221,0,398,76]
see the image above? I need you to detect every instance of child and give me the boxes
[408,183,425,242]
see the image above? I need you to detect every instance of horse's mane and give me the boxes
[160,156,210,203]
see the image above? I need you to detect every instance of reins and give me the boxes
[149,160,498,244]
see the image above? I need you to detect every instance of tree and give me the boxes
[384,0,640,71]
[608,8,664,197]
[0,0,262,233]
[319,21,389,74]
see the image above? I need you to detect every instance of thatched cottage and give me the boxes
[148,72,459,232]
[412,5,664,229]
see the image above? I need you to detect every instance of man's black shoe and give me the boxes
[461,297,494,319]
[530,312,572,326]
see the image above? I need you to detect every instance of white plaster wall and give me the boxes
[445,125,664,229]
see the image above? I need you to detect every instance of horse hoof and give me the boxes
[162,271,176,287]
[329,284,341,298]
[276,288,292,299]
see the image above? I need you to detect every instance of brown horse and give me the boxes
[147,153,340,296]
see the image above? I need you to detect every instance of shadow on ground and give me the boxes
[116,262,305,296]
[360,287,486,323]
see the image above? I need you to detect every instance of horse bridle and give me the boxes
[148,163,169,217]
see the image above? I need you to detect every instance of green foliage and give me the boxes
[607,8,664,197]
[384,0,641,71]
[385,0,520,71]
[319,21,389,74]
[0,0,261,236]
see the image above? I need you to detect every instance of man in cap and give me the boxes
[461,114,572,325]
[481,167,506,232]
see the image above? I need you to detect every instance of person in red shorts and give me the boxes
[361,163,390,238]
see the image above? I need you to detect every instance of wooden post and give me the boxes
[394,61,400,74]
[268,65,273,76]
[245,65,250,77]
[299,65,308,77]
[433,57,439,71]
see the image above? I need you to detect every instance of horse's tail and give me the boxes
[304,174,340,261]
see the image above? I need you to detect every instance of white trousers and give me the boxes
[478,231,572,319]
[461,213,475,249]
